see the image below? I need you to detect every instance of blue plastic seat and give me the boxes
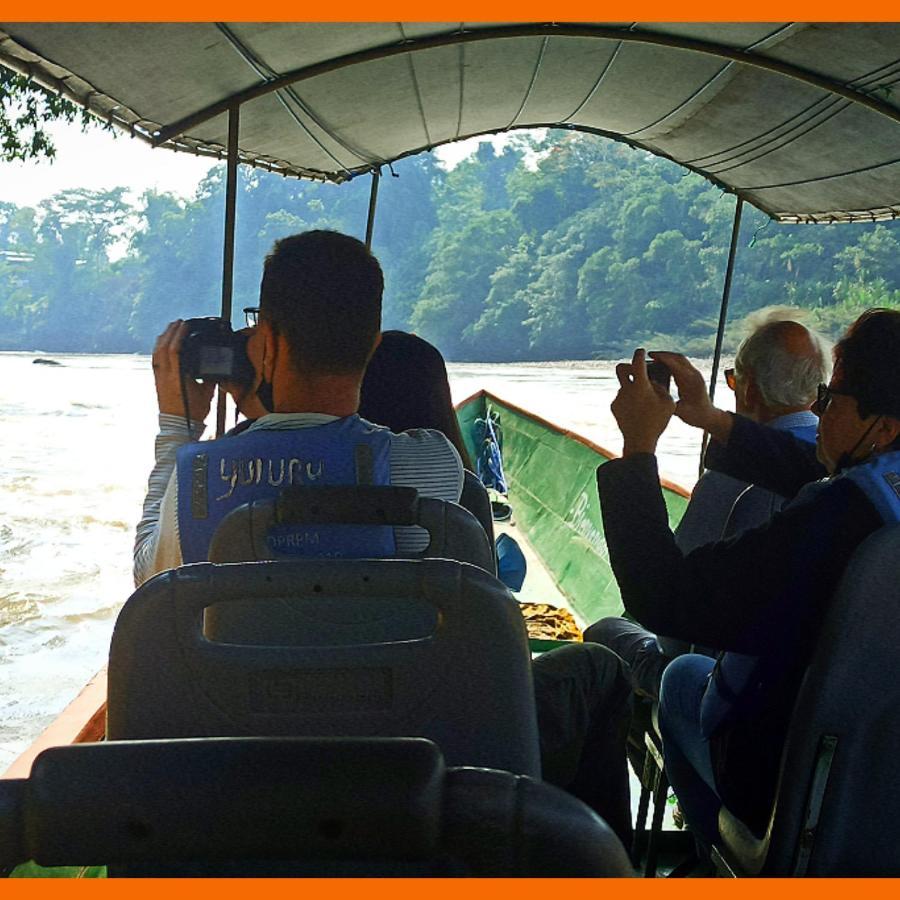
[712,524,900,876]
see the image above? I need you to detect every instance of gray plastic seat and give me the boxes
[460,470,497,571]
[209,484,494,574]
[206,484,496,645]
[107,557,541,777]
[713,524,900,876]
[0,737,632,877]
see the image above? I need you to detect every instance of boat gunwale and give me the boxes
[2,669,107,780]
[456,387,692,499]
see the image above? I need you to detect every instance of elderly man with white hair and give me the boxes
[585,312,831,699]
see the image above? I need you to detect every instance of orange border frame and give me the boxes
[1,6,899,21]
[4,11,899,896]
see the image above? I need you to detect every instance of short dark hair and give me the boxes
[359,330,474,470]
[259,230,383,375]
[834,308,900,420]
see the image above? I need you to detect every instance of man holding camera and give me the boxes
[597,309,900,845]
[134,230,463,585]
[585,315,829,700]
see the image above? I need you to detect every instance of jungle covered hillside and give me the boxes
[1,132,898,358]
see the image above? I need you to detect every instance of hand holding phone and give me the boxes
[646,359,672,393]
[611,349,677,456]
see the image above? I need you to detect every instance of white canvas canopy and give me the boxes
[1,22,899,223]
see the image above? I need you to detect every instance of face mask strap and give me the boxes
[835,415,883,471]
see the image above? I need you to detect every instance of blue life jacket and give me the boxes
[699,449,900,739]
[843,449,900,526]
[176,415,394,563]
[475,410,508,495]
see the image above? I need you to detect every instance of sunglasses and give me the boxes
[243,306,260,328]
[724,367,736,391]
[815,382,853,415]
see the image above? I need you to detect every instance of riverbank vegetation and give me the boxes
[1,131,898,358]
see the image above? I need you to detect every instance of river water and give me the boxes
[0,351,732,770]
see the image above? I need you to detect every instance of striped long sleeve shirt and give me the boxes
[134,412,464,586]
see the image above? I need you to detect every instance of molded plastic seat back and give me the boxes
[206,485,495,645]
[208,485,494,573]
[459,470,496,570]
[0,737,632,877]
[107,558,541,777]
[718,524,900,875]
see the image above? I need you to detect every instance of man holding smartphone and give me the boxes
[595,309,900,846]
[586,316,829,699]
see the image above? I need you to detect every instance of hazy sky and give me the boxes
[0,117,491,209]
[0,119,215,208]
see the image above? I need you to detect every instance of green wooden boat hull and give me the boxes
[457,390,689,624]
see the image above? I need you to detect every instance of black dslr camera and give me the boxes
[179,318,255,387]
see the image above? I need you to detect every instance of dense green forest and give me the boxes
[1,131,899,360]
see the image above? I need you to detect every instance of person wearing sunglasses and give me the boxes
[595,308,900,850]
[586,316,829,702]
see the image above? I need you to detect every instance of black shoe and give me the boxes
[491,500,512,521]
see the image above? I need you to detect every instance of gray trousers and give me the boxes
[583,616,681,701]
[532,642,634,846]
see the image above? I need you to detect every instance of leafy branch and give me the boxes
[0,64,111,163]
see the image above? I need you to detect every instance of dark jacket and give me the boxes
[596,414,883,829]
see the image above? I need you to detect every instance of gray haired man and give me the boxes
[586,313,831,698]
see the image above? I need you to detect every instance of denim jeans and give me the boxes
[658,653,722,848]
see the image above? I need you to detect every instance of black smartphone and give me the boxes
[646,359,672,392]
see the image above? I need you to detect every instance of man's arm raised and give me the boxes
[648,351,733,445]
[133,321,212,586]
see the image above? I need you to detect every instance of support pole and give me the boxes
[699,196,743,477]
[216,104,240,438]
[364,168,381,250]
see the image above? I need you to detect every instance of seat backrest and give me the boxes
[208,484,494,574]
[1,737,632,876]
[107,558,541,777]
[459,470,497,570]
[720,524,900,875]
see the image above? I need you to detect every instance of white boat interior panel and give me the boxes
[1,21,898,220]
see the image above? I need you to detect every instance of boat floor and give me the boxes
[496,511,680,855]
[493,517,579,624]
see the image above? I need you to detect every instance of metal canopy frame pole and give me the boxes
[365,168,381,250]
[699,196,743,476]
[216,104,240,438]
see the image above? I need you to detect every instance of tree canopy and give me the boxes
[1,130,898,358]
[0,65,106,163]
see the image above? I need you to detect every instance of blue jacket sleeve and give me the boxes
[705,413,826,501]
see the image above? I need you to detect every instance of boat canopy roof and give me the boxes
[1,22,899,223]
